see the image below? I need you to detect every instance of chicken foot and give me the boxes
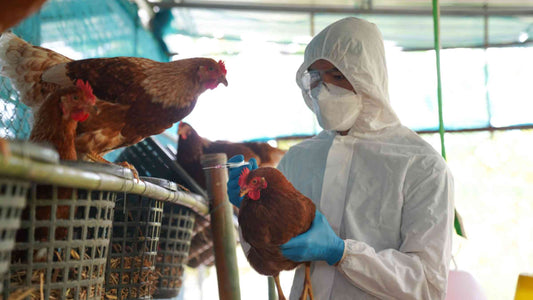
[85,152,140,181]
[273,275,286,300]
[299,262,314,300]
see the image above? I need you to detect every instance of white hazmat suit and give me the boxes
[277,17,455,299]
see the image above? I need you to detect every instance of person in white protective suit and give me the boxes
[227,17,454,300]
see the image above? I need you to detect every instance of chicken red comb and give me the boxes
[218,60,227,75]
[75,79,96,105]
[238,167,250,188]
[178,122,188,140]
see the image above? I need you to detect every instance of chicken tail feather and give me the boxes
[0,33,71,108]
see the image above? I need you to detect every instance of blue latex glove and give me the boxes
[280,210,345,265]
[227,155,258,207]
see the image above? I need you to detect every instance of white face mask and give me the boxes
[309,82,363,131]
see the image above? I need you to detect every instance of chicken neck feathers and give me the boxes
[238,167,316,276]
[29,93,78,160]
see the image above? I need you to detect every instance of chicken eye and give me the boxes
[73,96,79,100]
[251,179,257,184]
[209,66,214,71]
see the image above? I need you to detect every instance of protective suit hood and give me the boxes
[296,17,401,136]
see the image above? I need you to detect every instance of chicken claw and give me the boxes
[300,262,314,300]
[86,152,141,181]
[115,161,140,182]
[274,275,286,300]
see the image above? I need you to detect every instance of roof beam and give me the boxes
[404,40,533,52]
[147,1,533,16]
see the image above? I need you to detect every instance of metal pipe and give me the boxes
[402,40,533,52]
[432,0,446,160]
[0,154,209,215]
[483,4,494,130]
[268,277,277,300]
[272,124,533,142]
[201,153,241,300]
[147,1,533,16]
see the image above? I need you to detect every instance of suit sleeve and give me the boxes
[335,158,455,300]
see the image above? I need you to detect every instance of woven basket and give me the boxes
[0,178,30,294]
[3,184,116,300]
[118,137,216,269]
[143,178,196,299]
[105,183,164,300]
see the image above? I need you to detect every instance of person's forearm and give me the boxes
[336,239,448,300]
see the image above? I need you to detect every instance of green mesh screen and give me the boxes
[0,0,168,140]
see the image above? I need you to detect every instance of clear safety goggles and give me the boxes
[301,70,324,92]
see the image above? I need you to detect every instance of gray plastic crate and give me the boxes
[147,178,195,299]
[105,177,164,300]
[0,178,30,294]
[4,184,116,300]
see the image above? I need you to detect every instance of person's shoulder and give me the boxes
[386,126,442,154]
[278,131,332,172]
[286,131,333,154]
[382,126,449,169]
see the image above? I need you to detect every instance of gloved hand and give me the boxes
[227,154,258,207]
[280,210,345,265]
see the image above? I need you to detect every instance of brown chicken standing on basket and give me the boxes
[29,79,96,160]
[237,166,316,300]
[177,121,286,188]
[34,80,96,249]
[177,121,260,188]
[14,80,97,261]
[0,33,228,177]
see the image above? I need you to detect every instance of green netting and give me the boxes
[161,7,533,51]
[0,0,169,139]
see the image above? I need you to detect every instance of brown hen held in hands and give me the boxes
[238,167,316,300]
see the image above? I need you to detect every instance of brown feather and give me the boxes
[176,122,287,189]
[29,86,83,160]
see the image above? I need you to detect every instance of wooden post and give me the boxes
[201,153,241,300]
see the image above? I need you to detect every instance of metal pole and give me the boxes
[268,277,277,300]
[432,0,466,238]
[483,4,494,132]
[201,153,241,300]
[148,2,533,16]
[432,0,446,160]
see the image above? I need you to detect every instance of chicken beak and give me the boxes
[239,187,248,198]
[219,75,228,87]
